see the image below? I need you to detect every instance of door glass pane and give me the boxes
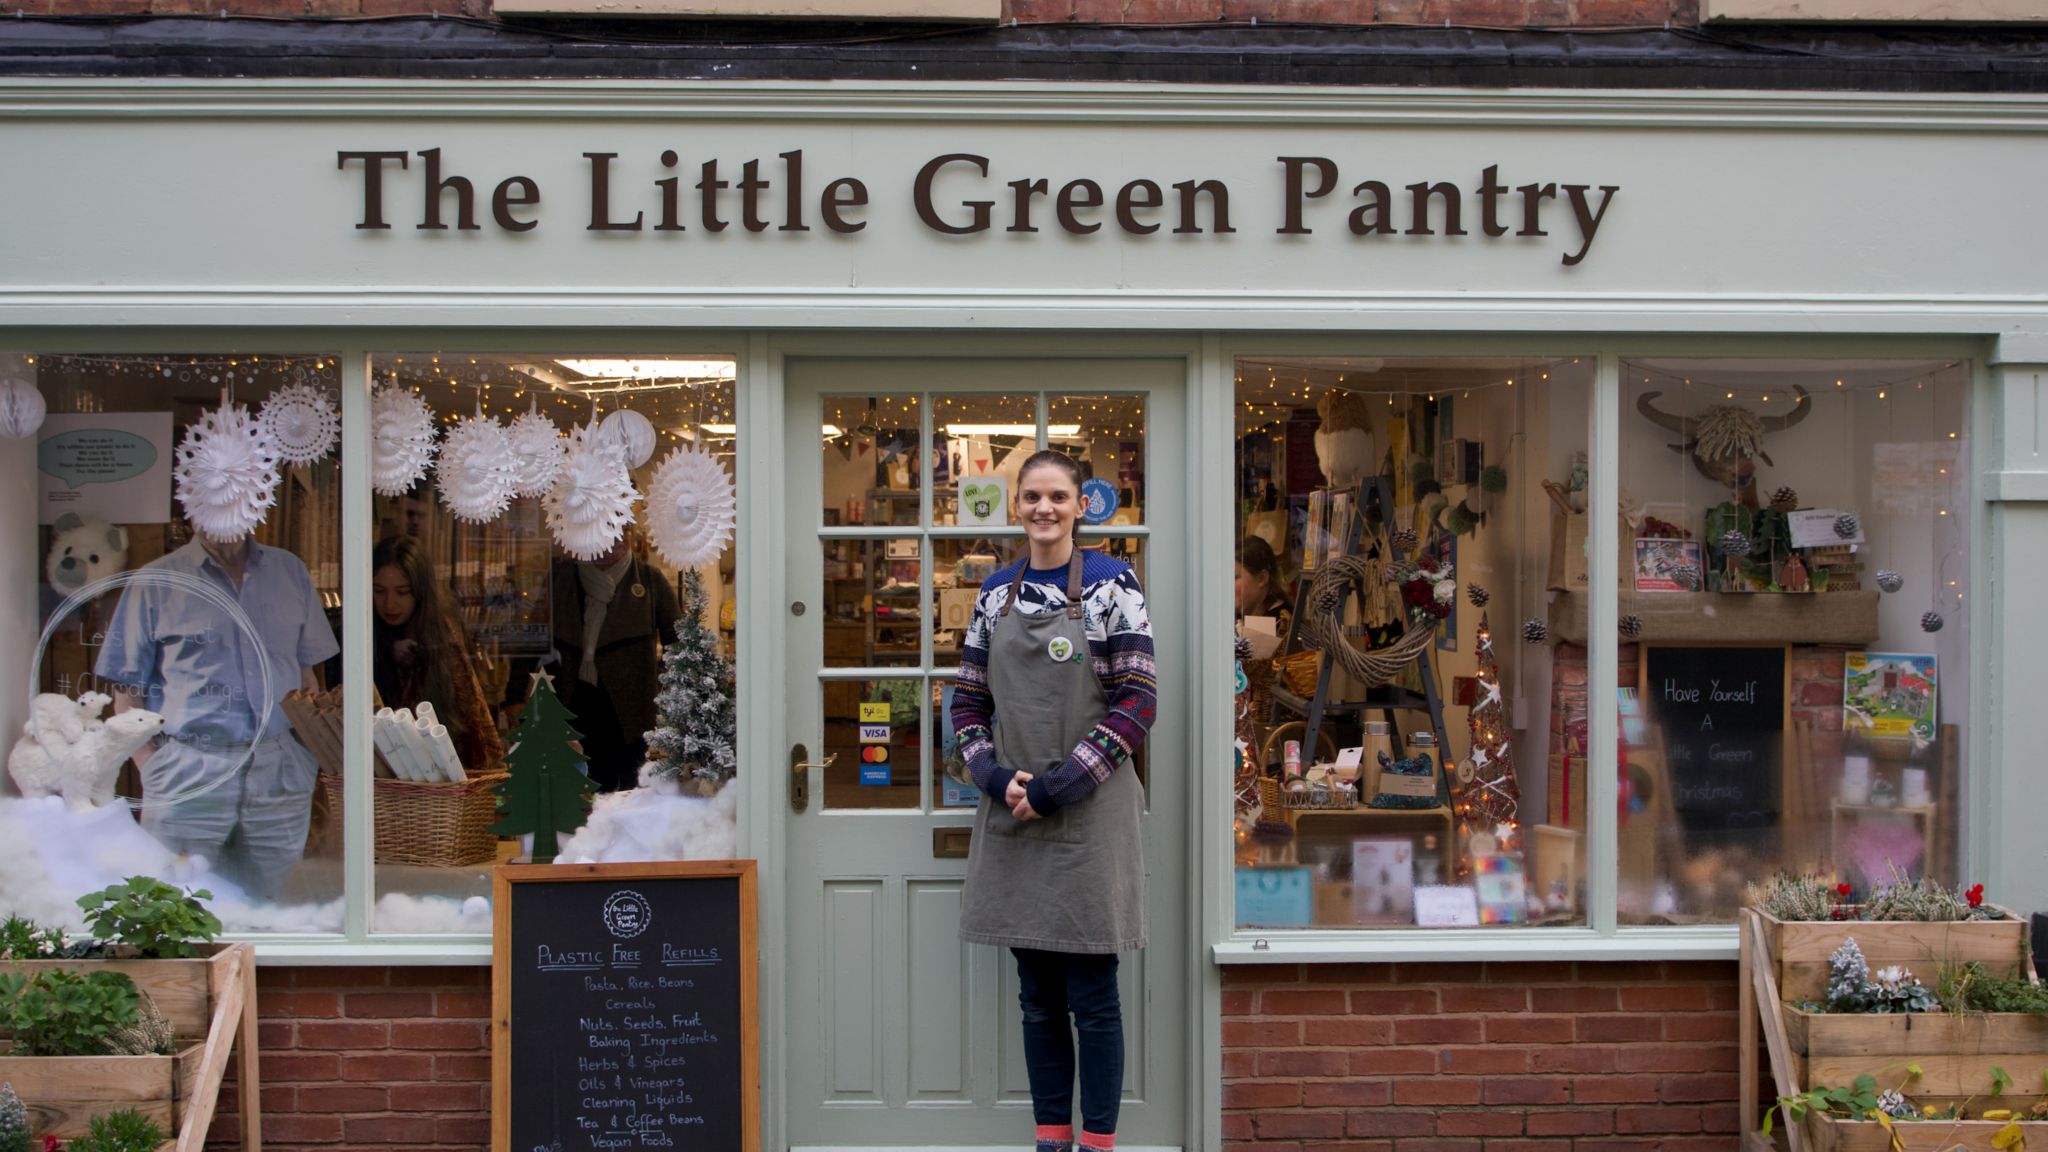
[931,537,1014,671]
[1052,393,1146,526]
[822,676,925,810]
[933,394,1036,529]
[822,538,923,668]
[822,395,922,527]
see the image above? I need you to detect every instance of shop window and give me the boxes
[4,352,347,932]
[1610,358,1969,923]
[366,354,740,931]
[1233,356,1592,929]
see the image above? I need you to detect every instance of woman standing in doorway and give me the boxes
[953,450,1159,1152]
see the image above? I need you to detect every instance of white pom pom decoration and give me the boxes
[257,382,339,466]
[596,408,658,470]
[505,404,566,498]
[370,384,439,498]
[545,429,640,561]
[436,413,520,524]
[646,446,737,568]
[0,378,47,439]
[173,398,282,543]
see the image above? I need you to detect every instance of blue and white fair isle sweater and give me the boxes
[950,550,1159,816]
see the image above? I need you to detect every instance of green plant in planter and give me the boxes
[0,1082,30,1152]
[76,876,220,959]
[66,1108,164,1152]
[0,969,140,1056]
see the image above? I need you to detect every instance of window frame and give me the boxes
[1207,333,1991,963]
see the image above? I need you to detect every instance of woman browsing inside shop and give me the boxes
[372,536,504,773]
[951,450,1159,1152]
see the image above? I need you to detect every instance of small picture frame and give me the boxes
[1634,538,1703,592]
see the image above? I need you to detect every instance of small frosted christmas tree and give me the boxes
[643,568,737,796]
[0,1081,29,1152]
[1455,614,1523,854]
[490,671,595,864]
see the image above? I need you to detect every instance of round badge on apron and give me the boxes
[1047,636,1074,663]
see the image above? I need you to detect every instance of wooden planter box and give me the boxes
[1786,1004,2048,1108]
[1806,1113,2048,1152]
[0,942,259,1152]
[1755,907,2027,1003]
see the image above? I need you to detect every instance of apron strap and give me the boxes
[997,545,1088,621]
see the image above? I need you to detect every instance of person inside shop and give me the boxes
[1235,534,1294,638]
[952,450,1159,1152]
[372,535,505,772]
[505,529,678,793]
[95,528,339,900]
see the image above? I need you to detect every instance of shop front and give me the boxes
[0,79,2044,1151]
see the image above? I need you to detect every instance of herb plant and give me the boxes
[65,1108,164,1152]
[1748,871,1846,921]
[76,876,221,959]
[0,918,63,963]
[0,969,140,1057]
[104,993,177,1057]
[1936,961,2048,1015]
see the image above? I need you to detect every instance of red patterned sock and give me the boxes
[1079,1131,1117,1150]
[1035,1124,1074,1151]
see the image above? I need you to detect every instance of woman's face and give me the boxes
[373,564,417,628]
[1235,562,1269,614]
[1016,464,1081,552]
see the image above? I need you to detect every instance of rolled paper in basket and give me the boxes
[371,709,412,780]
[427,723,467,783]
[394,711,444,784]
[415,700,437,727]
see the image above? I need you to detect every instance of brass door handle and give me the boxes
[790,744,836,813]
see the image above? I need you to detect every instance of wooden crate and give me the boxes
[1786,1004,2048,1107]
[0,1041,203,1139]
[1755,907,2027,1003]
[1806,1114,2048,1152]
[0,947,219,1039]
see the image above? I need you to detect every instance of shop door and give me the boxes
[782,358,1188,1151]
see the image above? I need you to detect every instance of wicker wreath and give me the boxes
[1298,554,1439,689]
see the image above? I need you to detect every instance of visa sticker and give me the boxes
[858,723,890,743]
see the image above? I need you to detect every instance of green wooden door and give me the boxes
[781,356,1188,1150]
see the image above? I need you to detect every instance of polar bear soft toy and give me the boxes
[8,705,164,811]
[44,513,129,597]
[26,690,111,746]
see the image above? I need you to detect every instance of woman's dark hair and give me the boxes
[1016,450,1087,539]
[372,535,467,746]
[1239,535,1286,601]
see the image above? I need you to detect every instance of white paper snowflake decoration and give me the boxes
[257,382,339,466]
[173,396,282,543]
[505,402,566,498]
[436,412,520,524]
[545,428,640,561]
[596,407,658,470]
[646,445,737,568]
[0,378,47,439]
[370,384,440,497]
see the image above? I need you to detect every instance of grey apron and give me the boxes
[958,549,1146,954]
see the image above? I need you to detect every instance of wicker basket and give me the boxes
[316,770,507,867]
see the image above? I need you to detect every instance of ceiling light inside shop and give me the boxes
[945,424,1081,437]
[555,358,737,381]
[699,423,843,437]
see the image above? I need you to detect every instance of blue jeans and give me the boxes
[1011,948,1122,1136]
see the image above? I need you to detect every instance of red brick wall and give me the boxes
[208,966,492,1152]
[1223,959,1744,1151]
[30,0,1697,30]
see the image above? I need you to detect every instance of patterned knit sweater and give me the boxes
[952,550,1158,815]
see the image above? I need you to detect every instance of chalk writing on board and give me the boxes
[1643,646,1786,834]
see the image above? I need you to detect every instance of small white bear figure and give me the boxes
[24,690,111,746]
[44,513,129,597]
[8,706,165,811]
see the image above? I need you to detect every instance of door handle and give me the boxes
[790,743,836,813]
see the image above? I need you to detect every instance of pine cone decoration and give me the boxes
[1718,529,1752,559]
[1834,513,1860,539]
[1770,486,1799,511]
[1876,569,1903,593]
[1619,614,1643,639]
[1522,618,1549,644]
[1313,581,1346,617]
[1921,611,1945,633]
[1234,634,1254,662]
[1391,527,1418,552]
[1467,582,1491,608]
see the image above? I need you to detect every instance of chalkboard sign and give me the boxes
[1640,644,1790,834]
[492,861,759,1152]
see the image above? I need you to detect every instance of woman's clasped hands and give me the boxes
[1005,771,1042,821]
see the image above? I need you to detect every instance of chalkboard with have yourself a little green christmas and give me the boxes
[1639,644,1790,833]
[492,860,759,1152]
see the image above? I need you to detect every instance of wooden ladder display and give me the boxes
[1271,477,1451,779]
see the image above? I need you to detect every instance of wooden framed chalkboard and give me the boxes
[492,861,759,1152]
[1638,644,1792,834]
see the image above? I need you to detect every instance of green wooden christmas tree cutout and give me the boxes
[490,670,595,864]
